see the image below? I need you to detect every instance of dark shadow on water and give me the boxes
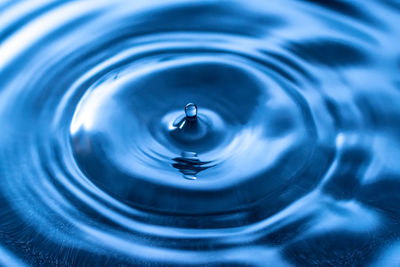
[287,39,368,67]
[323,147,371,200]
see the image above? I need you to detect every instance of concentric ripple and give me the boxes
[1,0,400,266]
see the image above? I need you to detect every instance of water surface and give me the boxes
[1,0,400,266]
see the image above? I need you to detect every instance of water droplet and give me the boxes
[169,103,210,145]
[185,103,197,119]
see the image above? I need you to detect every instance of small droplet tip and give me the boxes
[185,103,197,119]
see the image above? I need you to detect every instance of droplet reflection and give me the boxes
[172,151,211,180]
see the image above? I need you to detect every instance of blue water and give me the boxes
[1,0,400,266]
